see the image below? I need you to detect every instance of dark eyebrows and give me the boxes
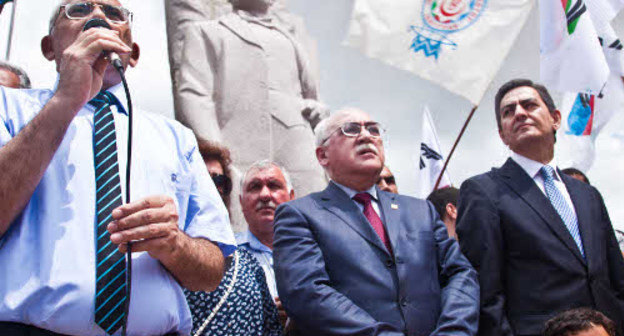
[500,97,539,114]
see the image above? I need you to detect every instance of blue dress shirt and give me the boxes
[236,231,278,299]
[0,84,236,336]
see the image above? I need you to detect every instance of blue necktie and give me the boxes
[540,165,585,257]
[91,91,127,334]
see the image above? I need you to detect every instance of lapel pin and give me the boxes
[391,204,399,210]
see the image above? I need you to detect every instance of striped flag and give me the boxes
[540,0,610,94]
[417,106,452,198]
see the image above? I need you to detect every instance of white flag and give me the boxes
[540,0,610,94]
[344,0,533,105]
[418,107,452,198]
[558,74,624,171]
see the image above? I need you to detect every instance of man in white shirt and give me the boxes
[456,79,624,336]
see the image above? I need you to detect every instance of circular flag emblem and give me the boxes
[422,0,487,32]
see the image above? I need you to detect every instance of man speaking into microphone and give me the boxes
[0,1,236,335]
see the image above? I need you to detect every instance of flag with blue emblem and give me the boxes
[344,0,533,105]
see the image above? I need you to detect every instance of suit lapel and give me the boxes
[562,173,593,268]
[498,159,586,265]
[320,183,389,256]
[377,188,401,254]
[220,14,264,50]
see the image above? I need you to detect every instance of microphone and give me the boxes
[83,18,124,71]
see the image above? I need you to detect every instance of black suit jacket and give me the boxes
[457,159,624,336]
[274,182,479,336]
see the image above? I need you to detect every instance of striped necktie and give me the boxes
[91,91,127,334]
[540,165,585,257]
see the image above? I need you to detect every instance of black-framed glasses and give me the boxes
[60,2,133,24]
[211,174,232,196]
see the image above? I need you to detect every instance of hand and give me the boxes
[275,296,288,327]
[54,28,132,111]
[301,100,329,130]
[107,195,182,261]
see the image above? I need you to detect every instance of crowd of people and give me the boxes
[0,1,623,336]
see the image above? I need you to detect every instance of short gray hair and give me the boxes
[240,159,293,194]
[0,61,31,89]
[314,108,366,147]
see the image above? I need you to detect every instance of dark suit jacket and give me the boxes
[273,182,479,336]
[457,159,624,336]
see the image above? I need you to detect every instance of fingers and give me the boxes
[109,221,175,245]
[63,29,131,66]
[111,195,175,221]
[116,235,175,254]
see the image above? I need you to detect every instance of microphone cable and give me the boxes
[112,60,133,336]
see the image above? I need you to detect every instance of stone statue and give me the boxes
[167,0,328,231]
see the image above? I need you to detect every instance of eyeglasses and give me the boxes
[377,175,396,185]
[323,122,384,144]
[211,174,232,196]
[60,2,133,24]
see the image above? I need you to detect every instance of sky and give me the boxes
[1,0,624,230]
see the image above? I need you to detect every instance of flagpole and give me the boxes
[433,104,478,190]
[5,0,17,61]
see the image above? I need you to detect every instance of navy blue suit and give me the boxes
[457,159,624,336]
[273,182,479,336]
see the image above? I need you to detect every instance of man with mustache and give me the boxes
[456,79,624,336]
[0,1,235,335]
[237,160,295,327]
[272,108,479,336]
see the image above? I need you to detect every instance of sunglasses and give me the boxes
[60,2,133,24]
[378,175,396,185]
[211,174,232,196]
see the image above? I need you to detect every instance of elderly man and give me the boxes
[0,1,235,335]
[456,79,624,336]
[173,0,327,230]
[273,108,479,336]
[376,165,398,193]
[236,160,294,325]
[0,61,31,89]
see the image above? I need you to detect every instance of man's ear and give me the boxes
[446,203,457,221]
[128,42,140,68]
[41,35,55,61]
[498,128,508,146]
[316,146,328,168]
[551,109,562,131]
[289,189,295,201]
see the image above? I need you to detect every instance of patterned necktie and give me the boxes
[91,91,127,334]
[540,165,585,257]
[353,193,392,254]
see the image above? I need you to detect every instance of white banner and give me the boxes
[540,0,610,94]
[417,106,452,198]
[344,0,533,105]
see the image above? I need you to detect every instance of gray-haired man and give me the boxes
[0,61,31,89]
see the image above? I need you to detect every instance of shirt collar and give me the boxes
[510,152,562,181]
[333,181,378,202]
[52,75,129,115]
[235,9,275,26]
[240,231,272,254]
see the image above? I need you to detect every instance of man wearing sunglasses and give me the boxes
[0,1,236,335]
[273,108,479,336]
[377,166,398,194]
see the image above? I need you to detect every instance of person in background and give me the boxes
[561,167,590,185]
[376,165,398,194]
[185,143,282,336]
[543,308,616,336]
[0,61,31,89]
[236,160,295,328]
[427,187,459,240]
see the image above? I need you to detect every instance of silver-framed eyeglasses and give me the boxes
[323,121,385,144]
[60,2,133,24]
